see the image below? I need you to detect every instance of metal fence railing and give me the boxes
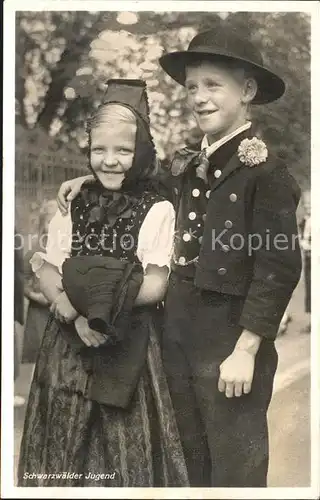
[15,145,88,238]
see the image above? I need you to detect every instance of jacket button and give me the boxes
[218,267,227,275]
[225,220,233,229]
[214,169,222,178]
[206,190,211,199]
[174,187,178,195]
[230,193,237,202]
[222,244,230,252]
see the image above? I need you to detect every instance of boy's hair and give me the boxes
[185,56,258,103]
[186,55,255,76]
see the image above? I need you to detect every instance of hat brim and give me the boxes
[159,50,285,104]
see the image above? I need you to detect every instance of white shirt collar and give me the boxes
[201,121,252,158]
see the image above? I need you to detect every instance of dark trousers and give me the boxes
[162,272,278,487]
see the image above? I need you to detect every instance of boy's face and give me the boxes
[90,122,136,191]
[185,61,248,141]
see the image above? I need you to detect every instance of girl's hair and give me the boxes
[86,103,163,196]
[88,103,136,129]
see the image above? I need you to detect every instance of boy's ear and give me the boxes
[242,77,258,104]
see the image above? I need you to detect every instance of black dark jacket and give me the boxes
[165,131,302,340]
[59,255,150,409]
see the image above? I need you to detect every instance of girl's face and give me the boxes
[185,61,250,142]
[90,121,136,191]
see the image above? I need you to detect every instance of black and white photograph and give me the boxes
[2,1,320,498]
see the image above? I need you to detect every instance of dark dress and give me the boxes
[17,188,188,487]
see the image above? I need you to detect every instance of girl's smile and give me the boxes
[90,121,136,191]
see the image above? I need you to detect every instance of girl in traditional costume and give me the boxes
[18,79,188,487]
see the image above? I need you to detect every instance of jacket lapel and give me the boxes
[209,151,244,193]
[207,126,254,192]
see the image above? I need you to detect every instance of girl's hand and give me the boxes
[29,291,50,307]
[74,316,109,347]
[50,291,78,323]
[57,175,95,215]
[24,281,49,306]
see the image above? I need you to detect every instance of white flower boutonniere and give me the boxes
[238,137,268,167]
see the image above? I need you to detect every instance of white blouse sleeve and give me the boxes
[30,209,72,277]
[137,200,176,272]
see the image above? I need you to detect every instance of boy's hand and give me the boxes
[57,175,95,215]
[218,328,262,398]
[74,315,109,347]
[50,291,78,323]
[218,349,255,398]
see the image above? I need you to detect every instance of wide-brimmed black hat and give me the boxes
[159,29,285,104]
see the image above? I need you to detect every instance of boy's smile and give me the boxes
[195,109,218,117]
[185,61,251,143]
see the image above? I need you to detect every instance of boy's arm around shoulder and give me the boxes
[239,158,302,341]
[156,158,176,203]
[156,148,196,206]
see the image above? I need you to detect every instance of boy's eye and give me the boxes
[186,84,197,93]
[206,80,222,88]
[92,148,104,154]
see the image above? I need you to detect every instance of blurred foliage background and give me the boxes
[15,10,310,234]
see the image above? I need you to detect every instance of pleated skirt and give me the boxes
[18,314,189,487]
